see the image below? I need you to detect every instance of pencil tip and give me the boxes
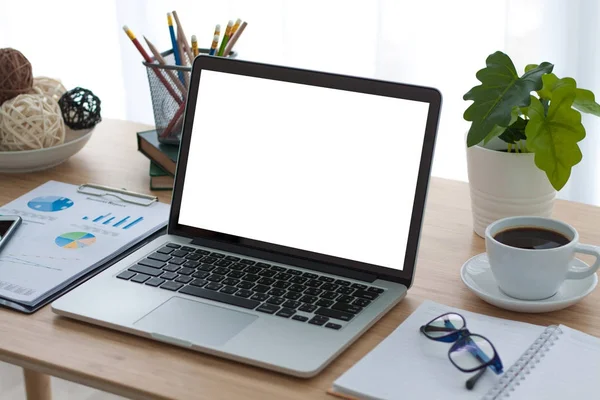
[122,25,129,32]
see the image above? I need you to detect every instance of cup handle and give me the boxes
[567,243,600,279]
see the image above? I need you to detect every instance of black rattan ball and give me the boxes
[58,87,102,130]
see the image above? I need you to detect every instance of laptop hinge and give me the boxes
[190,237,378,283]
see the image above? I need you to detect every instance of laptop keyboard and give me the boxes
[116,243,385,330]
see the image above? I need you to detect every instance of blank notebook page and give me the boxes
[512,324,600,399]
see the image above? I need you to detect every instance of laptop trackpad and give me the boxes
[134,297,257,347]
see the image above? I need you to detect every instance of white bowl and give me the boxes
[0,127,94,173]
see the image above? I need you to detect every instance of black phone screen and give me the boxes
[0,220,15,239]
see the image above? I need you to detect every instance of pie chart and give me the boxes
[55,232,96,249]
[28,196,74,212]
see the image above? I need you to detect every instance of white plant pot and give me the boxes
[466,140,556,237]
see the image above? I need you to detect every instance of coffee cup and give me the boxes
[485,216,600,300]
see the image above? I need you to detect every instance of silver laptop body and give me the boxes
[52,56,441,377]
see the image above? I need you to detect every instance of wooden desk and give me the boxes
[1,119,599,400]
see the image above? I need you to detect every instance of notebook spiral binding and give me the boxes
[482,325,563,400]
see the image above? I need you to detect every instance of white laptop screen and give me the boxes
[178,70,430,271]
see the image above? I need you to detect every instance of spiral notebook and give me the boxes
[329,301,600,400]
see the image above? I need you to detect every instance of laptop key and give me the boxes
[292,315,309,322]
[179,286,260,309]
[213,267,230,275]
[284,291,302,300]
[220,286,238,295]
[335,279,351,287]
[258,269,276,277]
[240,259,256,265]
[207,274,225,283]
[192,271,210,279]
[229,263,246,271]
[145,277,165,287]
[305,288,323,296]
[306,280,322,288]
[235,289,253,298]
[149,252,171,262]
[185,253,201,261]
[214,260,232,267]
[237,281,255,290]
[256,303,279,314]
[351,283,368,290]
[308,316,329,326]
[210,252,225,258]
[354,298,371,307]
[166,243,181,248]
[250,293,269,302]
[282,300,302,309]
[205,282,223,291]
[258,277,275,286]
[274,272,292,281]
[175,275,193,284]
[242,273,259,282]
[256,262,271,268]
[160,271,178,280]
[225,255,241,261]
[353,290,379,300]
[289,276,308,284]
[271,265,286,272]
[198,264,215,272]
[183,260,200,269]
[190,279,208,287]
[318,276,335,283]
[129,265,163,277]
[266,296,285,305]
[298,304,318,313]
[272,280,291,289]
[163,264,180,273]
[321,283,339,292]
[116,271,135,280]
[222,278,240,286]
[171,250,188,258]
[244,266,261,274]
[201,256,218,264]
[169,257,186,265]
[228,270,245,278]
[268,288,286,297]
[253,284,270,293]
[368,286,385,294]
[337,287,355,295]
[332,302,363,314]
[131,274,150,283]
[287,269,302,276]
[321,291,339,300]
[160,281,184,291]
[157,247,174,254]
[139,259,166,269]
[276,308,295,318]
[302,272,318,279]
[299,295,318,304]
[338,295,355,304]
[315,307,354,322]
[181,246,196,252]
[316,299,334,308]
[288,284,306,293]
[325,322,342,330]
[178,267,195,276]
[195,249,211,255]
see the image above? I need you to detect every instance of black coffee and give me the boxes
[493,227,570,250]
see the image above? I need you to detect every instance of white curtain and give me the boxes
[1,0,599,204]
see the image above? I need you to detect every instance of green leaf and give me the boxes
[537,73,600,116]
[498,117,527,144]
[482,107,519,145]
[573,88,600,116]
[463,51,553,147]
[525,64,538,72]
[525,88,585,190]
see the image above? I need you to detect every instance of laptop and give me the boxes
[52,56,441,377]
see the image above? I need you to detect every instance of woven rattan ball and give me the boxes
[0,48,33,105]
[33,77,67,102]
[58,87,101,130]
[0,94,65,151]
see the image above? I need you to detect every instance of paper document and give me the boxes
[0,181,169,305]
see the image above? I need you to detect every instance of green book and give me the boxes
[149,162,174,191]
[136,129,179,176]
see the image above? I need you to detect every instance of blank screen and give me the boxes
[178,70,430,270]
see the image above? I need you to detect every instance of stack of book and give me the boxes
[137,129,179,190]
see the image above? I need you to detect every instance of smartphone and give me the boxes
[0,216,22,252]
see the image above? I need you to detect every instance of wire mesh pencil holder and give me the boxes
[143,49,237,144]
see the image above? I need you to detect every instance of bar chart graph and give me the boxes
[82,214,144,230]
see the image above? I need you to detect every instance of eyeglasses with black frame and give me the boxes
[420,312,504,390]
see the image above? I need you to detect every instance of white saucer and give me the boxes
[460,253,598,313]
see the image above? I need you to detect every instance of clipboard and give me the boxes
[77,183,158,206]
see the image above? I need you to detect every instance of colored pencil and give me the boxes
[209,24,220,56]
[122,25,183,106]
[143,36,187,99]
[223,21,247,56]
[230,18,242,38]
[217,20,233,57]
[167,13,184,82]
[191,35,199,57]
[172,10,193,61]
[177,31,190,87]
[160,102,185,138]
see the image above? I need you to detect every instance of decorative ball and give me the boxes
[33,77,67,102]
[58,87,101,130]
[0,48,33,105]
[0,94,65,151]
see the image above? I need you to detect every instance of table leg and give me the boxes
[22,368,52,400]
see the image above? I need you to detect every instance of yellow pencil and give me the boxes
[230,18,242,38]
[209,24,220,56]
[223,21,247,56]
[191,35,199,57]
[217,20,233,57]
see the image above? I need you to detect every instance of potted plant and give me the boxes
[463,51,600,237]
